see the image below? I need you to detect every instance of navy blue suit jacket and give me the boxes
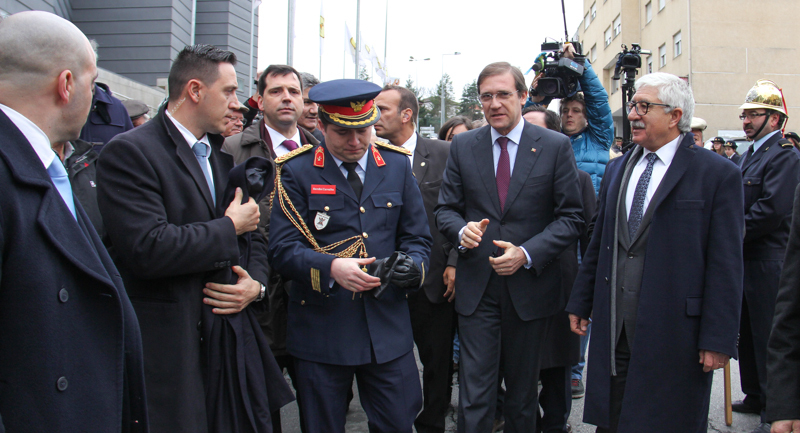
[0,110,147,432]
[268,144,432,365]
[567,134,744,432]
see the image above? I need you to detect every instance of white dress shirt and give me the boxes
[0,103,54,169]
[166,111,215,192]
[396,132,417,165]
[625,134,682,218]
[266,124,301,158]
[329,149,368,184]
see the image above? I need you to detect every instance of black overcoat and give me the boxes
[97,107,272,433]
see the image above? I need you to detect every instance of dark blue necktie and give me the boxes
[192,142,216,205]
[47,155,76,220]
[628,153,659,238]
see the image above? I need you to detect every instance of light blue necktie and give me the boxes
[46,155,77,220]
[192,142,216,205]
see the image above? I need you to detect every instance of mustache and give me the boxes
[630,121,646,129]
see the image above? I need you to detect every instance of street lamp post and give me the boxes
[409,56,430,132]
[440,52,461,128]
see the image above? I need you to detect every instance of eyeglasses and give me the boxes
[625,100,673,116]
[739,112,769,121]
[225,116,244,124]
[479,91,518,104]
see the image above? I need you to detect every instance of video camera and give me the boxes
[530,41,585,99]
[613,43,649,82]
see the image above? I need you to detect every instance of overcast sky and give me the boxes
[257,0,584,97]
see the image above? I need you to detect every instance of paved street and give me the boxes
[277,348,763,432]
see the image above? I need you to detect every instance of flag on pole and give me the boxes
[319,1,325,56]
[345,23,356,63]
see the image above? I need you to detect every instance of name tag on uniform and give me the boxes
[311,184,336,195]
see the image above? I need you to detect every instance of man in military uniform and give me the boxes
[734,79,800,433]
[267,79,432,433]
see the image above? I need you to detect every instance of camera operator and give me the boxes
[527,44,614,194]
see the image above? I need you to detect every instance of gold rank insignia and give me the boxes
[275,144,313,164]
[372,145,386,167]
[781,141,794,148]
[374,140,412,155]
[314,146,325,167]
[311,268,321,292]
[350,100,367,112]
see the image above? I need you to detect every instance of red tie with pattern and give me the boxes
[496,137,511,212]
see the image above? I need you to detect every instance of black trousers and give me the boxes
[271,354,303,433]
[739,259,782,421]
[596,327,631,433]
[293,350,422,433]
[457,273,552,433]
[537,366,572,433]
[408,291,457,433]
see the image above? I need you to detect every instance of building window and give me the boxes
[659,0,665,11]
[591,44,597,62]
[673,32,682,57]
[591,2,597,20]
[584,12,591,29]
[646,2,652,23]
[613,15,622,38]
[659,44,666,67]
[605,26,612,47]
[648,56,653,74]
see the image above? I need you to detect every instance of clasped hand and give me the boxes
[203,265,261,315]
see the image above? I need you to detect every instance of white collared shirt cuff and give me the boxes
[520,246,533,269]
[458,226,466,252]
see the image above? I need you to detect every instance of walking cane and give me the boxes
[724,362,733,426]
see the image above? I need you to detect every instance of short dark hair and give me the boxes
[258,64,303,96]
[439,116,474,141]
[522,105,561,132]
[299,72,319,91]
[168,44,236,102]
[382,85,419,122]
[560,92,585,115]
[767,109,788,130]
[477,62,527,96]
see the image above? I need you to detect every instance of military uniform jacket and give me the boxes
[740,132,800,260]
[267,144,432,366]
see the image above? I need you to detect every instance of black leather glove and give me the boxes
[367,251,421,299]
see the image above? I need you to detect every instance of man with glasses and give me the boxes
[567,72,744,433]
[221,103,247,137]
[732,80,800,433]
[436,62,583,433]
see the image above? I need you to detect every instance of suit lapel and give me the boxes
[502,124,541,218]
[361,145,386,202]
[163,114,217,215]
[616,148,640,250]
[319,147,358,203]
[413,134,430,185]
[471,127,502,217]
[209,138,233,214]
[633,135,696,243]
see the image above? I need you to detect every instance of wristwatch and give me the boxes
[255,281,266,302]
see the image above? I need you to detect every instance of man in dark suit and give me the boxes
[435,62,583,433]
[567,72,744,433]
[374,85,457,433]
[268,79,432,433]
[222,64,319,433]
[0,11,147,432]
[767,183,800,433]
[734,79,800,433]
[97,45,275,433]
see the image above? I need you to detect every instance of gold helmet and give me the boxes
[740,79,788,117]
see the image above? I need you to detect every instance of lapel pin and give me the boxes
[420,162,426,167]
[531,148,537,152]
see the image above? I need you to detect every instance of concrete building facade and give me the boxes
[575,0,800,142]
[0,0,258,100]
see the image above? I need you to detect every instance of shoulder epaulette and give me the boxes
[374,140,411,156]
[780,139,794,149]
[275,144,313,164]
